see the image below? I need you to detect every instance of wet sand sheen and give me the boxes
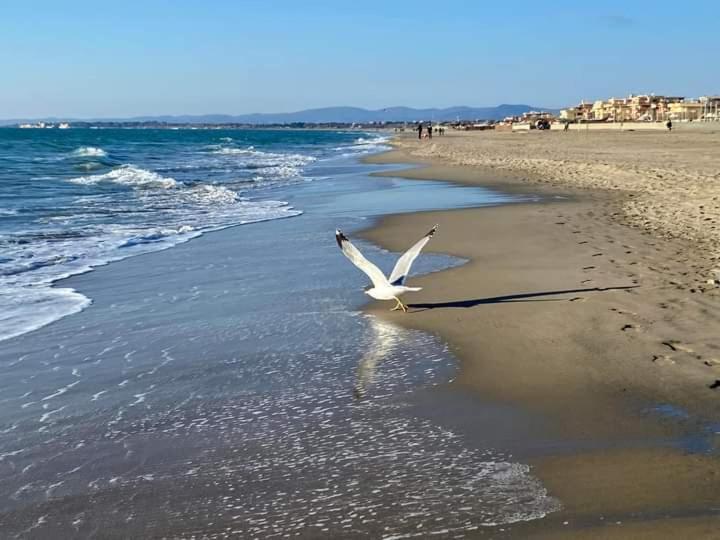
[361,147,720,538]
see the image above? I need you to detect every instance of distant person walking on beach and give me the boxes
[427,124,433,139]
[666,119,673,132]
[564,122,570,132]
[417,122,423,139]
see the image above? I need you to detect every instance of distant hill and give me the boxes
[1,104,555,126]
[121,105,552,124]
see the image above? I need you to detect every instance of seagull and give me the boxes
[335,225,437,312]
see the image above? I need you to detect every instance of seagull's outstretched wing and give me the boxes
[388,225,437,286]
[336,230,390,288]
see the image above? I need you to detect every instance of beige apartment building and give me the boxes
[668,101,704,121]
[560,94,717,122]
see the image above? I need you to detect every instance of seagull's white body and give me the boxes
[365,284,421,301]
[335,225,437,312]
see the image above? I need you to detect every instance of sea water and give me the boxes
[0,129,388,342]
[0,128,558,537]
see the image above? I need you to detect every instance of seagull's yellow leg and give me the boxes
[400,300,408,313]
[390,298,402,311]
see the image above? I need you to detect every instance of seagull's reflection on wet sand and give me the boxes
[353,316,399,400]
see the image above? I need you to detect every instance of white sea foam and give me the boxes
[1,135,332,343]
[39,405,66,423]
[212,147,317,180]
[0,286,91,342]
[211,146,256,155]
[0,193,301,342]
[335,134,391,156]
[221,146,314,161]
[70,165,179,189]
[0,449,25,462]
[71,146,107,158]
[184,184,239,204]
[41,380,80,401]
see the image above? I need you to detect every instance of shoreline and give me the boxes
[359,143,720,537]
[2,143,558,537]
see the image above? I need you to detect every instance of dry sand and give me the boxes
[393,129,720,290]
[360,132,720,538]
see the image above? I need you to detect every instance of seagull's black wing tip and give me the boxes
[427,224,438,237]
[335,229,348,248]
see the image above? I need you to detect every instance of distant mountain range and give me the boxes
[1,104,555,126]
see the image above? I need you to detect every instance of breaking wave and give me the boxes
[71,146,108,158]
[1,158,304,342]
[69,165,180,189]
[1,130,387,342]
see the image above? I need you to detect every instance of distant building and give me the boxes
[501,110,557,127]
[561,93,718,122]
[559,108,577,121]
[699,96,720,121]
[669,101,704,121]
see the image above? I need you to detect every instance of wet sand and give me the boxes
[361,141,720,538]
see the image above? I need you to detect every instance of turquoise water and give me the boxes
[0,128,388,341]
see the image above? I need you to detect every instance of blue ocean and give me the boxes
[0,128,558,537]
[0,128,387,342]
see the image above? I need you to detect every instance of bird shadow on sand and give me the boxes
[409,286,638,311]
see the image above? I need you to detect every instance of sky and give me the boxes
[2,0,719,119]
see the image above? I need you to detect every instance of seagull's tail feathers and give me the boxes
[402,287,422,292]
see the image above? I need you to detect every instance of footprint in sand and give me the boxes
[610,307,636,316]
[652,354,676,365]
[661,340,696,355]
[582,266,595,271]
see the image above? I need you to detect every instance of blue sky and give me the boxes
[2,0,718,118]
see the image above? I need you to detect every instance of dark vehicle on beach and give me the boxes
[535,118,551,130]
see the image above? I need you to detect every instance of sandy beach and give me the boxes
[362,130,720,538]
[391,129,720,291]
